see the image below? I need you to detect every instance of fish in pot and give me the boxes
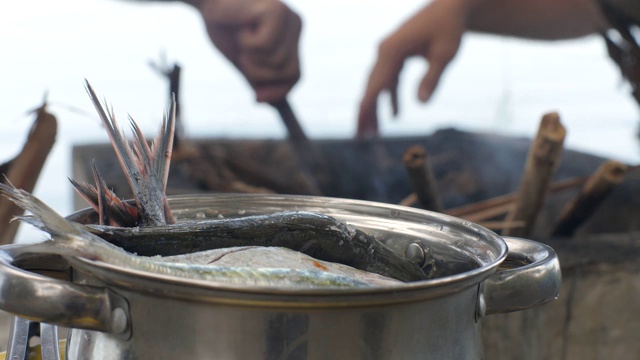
[0,82,561,359]
[1,81,430,287]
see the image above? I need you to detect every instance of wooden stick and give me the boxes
[463,202,514,223]
[446,176,587,219]
[399,192,417,207]
[150,56,184,150]
[504,112,566,237]
[0,105,57,244]
[402,145,442,212]
[402,175,585,220]
[551,160,628,237]
[447,192,514,218]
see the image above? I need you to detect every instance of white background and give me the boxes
[1,0,638,242]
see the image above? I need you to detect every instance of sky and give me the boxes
[2,0,639,242]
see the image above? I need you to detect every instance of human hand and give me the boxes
[357,0,470,138]
[196,0,302,103]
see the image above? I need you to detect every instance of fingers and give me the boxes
[357,101,379,139]
[204,23,241,65]
[238,2,299,53]
[237,8,300,81]
[418,59,446,103]
[357,39,405,138]
[238,3,302,102]
[198,1,302,103]
[418,39,458,102]
[357,72,400,138]
[390,83,399,117]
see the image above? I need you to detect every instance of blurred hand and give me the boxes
[196,0,302,103]
[357,0,469,138]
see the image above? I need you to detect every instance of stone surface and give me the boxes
[483,234,640,359]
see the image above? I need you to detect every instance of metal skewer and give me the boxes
[270,99,324,195]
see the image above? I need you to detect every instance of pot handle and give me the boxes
[0,244,130,338]
[480,237,561,316]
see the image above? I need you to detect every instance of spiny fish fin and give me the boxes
[70,162,139,227]
[69,178,100,211]
[163,194,175,224]
[155,96,176,194]
[84,80,175,226]
[91,160,110,226]
[156,97,176,223]
[128,114,154,178]
[69,177,138,227]
[85,81,141,204]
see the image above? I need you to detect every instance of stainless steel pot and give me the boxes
[0,194,560,359]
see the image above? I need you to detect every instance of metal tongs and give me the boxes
[6,316,62,360]
[6,316,61,360]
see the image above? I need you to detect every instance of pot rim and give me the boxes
[66,193,508,306]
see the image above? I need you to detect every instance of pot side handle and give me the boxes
[480,237,561,316]
[0,244,130,338]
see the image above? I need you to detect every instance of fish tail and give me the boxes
[84,80,175,226]
[0,182,102,259]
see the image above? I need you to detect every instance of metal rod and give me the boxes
[6,316,31,360]
[272,99,310,147]
[270,99,323,195]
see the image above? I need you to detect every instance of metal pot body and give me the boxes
[66,282,482,359]
[0,194,561,360]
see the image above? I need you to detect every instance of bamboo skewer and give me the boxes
[399,192,417,207]
[446,193,513,218]
[402,145,442,212]
[462,202,514,223]
[504,112,566,237]
[445,176,587,221]
[0,104,57,244]
[552,160,628,237]
[400,169,586,224]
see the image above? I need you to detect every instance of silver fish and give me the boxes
[1,82,428,288]
[0,183,401,288]
[71,82,429,283]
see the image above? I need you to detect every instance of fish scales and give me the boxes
[0,184,402,288]
[86,211,429,282]
[1,83,430,288]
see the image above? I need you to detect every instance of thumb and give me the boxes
[418,59,447,102]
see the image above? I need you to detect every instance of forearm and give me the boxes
[464,0,609,40]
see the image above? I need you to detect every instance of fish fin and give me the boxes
[84,81,138,195]
[90,161,139,227]
[0,182,100,258]
[69,178,100,212]
[84,80,175,226]
[70,163,139,227]
[154,95,176,195]
[154,97,176,224]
